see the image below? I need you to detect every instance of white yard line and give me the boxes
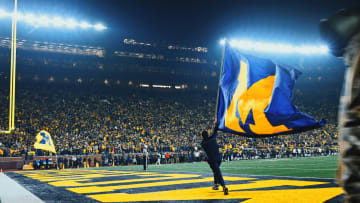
[0,173,44,203]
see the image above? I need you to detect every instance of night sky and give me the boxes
[0,0,359,48]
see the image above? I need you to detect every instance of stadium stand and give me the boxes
[0,37,341,169]
[0,85,339,169]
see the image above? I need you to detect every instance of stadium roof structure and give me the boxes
[0,36,105,57]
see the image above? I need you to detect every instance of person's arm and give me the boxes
[210,123,219,138]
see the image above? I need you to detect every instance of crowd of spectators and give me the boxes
[0,85,339,166]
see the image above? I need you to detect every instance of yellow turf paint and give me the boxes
[49,173,201,187]
[228,179,328,190]
[20,170,162,182]
[67,177,252,193]
[27,172,153,182]
[68,177,216,193]
[24,174,126,182]
[16,170,342,202]
[239,187,343,203]
[88,186,342,202]
[17,169,132,175]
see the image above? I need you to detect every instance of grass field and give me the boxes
[103,156,339,179]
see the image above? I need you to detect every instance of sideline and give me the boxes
[0,172,44,203]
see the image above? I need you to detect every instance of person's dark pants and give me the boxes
[143,155,147,170]
[207,160,225,187]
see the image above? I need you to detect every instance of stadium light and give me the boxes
[0,8,10,17]
[220,39,329,55]
[53,17,65,27]
[79,21,92,29]
[0,8,107,30]
[38,16,51,27]
[65,18,78,29]
[93,23,107,31]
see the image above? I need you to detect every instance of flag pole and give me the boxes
[56,153,58,170]
[214,39,227,123]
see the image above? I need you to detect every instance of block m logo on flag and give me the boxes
[216,43,325,137]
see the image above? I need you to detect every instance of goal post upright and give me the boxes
[1,0,17,134]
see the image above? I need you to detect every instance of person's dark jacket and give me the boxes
[201,127,221,161]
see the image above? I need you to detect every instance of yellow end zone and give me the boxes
[15,169,342,202]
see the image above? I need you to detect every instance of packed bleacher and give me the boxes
[0,84,339,168]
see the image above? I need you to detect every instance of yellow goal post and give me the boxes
[1,0,17,134]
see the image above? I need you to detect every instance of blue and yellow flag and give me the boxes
[217,44,325,137]
[34,130,56,153]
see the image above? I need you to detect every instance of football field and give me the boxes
[111,156,339,178]
[1,156,342,202]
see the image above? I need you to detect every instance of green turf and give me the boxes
[98,156,339,179]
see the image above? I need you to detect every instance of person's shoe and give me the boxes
[212,184,219,190]
[223,187,229,195]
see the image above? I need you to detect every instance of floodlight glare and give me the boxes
[16,12,24,20]
[319,45,329,54]
[65,18,78,28]
[220,39,226,45]
[94,23,106,31]
[0,8,10,18]
[79,21,92,29]
[23,13,36,25]
[53,17,65,27]
[38,16,51,27]
[224,39,329,55]
[0,8,107,31]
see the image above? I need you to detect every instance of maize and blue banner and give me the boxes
[216,44,325,137]
[34,130,56,153]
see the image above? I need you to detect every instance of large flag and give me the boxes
[34,130,56,153]
[216,44,325,137]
